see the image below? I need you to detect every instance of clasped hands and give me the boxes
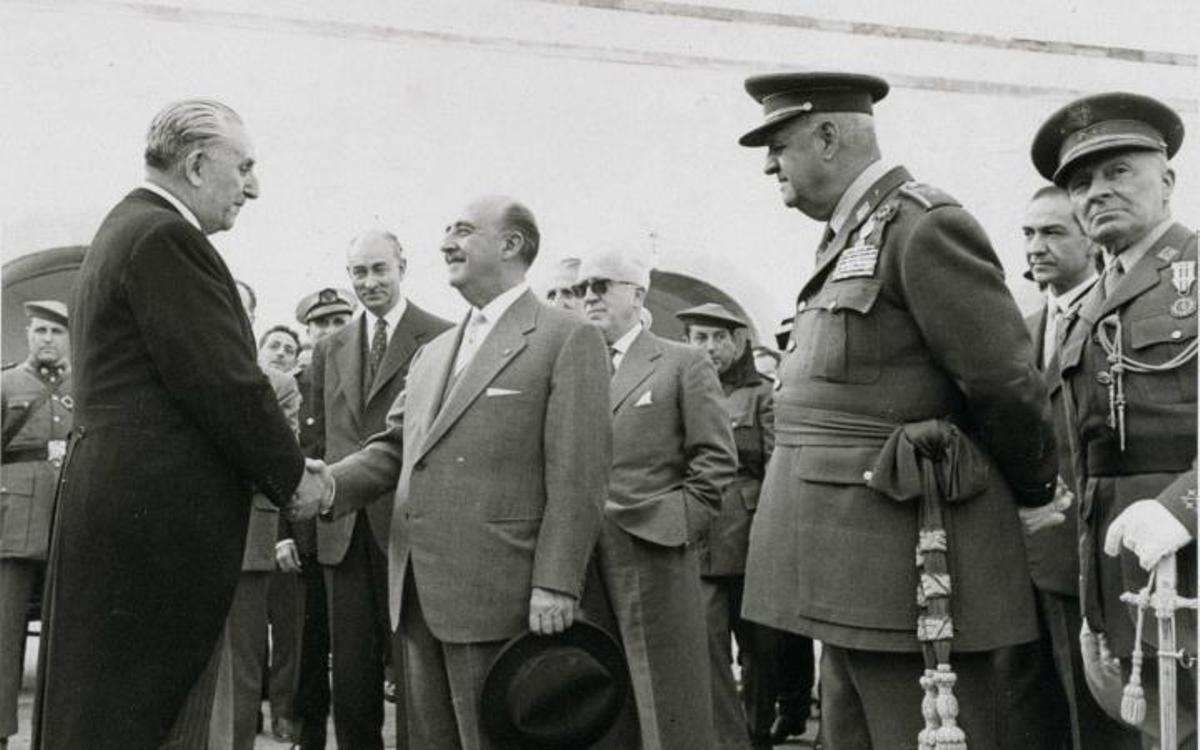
[287,458,335,522]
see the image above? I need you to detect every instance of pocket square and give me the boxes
[634,390,653,407]
[486,387,521,397]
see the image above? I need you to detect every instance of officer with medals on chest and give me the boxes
[0,301,72,750]
[737,72,1059,749]
[1033,92,1197,745]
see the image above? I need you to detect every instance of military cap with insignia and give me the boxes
[739,71,890,147]
[675,302,749,330]
[1031,91,1184,185]
[294,287,355,325]
[23,299,68,326]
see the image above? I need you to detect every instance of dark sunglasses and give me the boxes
[570,278,639,298]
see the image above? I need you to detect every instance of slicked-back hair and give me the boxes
[501,202,540,267]
[145,99,242,171]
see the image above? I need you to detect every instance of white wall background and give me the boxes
[1,0,1195,338]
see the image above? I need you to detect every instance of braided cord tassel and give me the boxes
[933,665,966,750]
[1119,570,1155,726]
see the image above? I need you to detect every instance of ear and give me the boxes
[500,231,524,260]
[396,255,408,280]
[815,119,841,160]
[1161,166,1176,204]
[183,148,206,188]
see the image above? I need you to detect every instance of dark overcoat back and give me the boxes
[34,188,304,749]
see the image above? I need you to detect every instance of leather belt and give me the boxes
[3,447,49,463]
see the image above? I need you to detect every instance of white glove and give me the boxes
[1104,499,1192,571]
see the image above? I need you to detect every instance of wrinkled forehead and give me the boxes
[1064,147,1166,185]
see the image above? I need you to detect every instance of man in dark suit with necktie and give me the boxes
[308,229,451,749]
[1018,185,1139,749]
[33,99,328,750]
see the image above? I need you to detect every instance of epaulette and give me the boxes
[1,362,17,371]
[896,181,960,211]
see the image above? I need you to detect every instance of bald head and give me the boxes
[442,195,540,308]
[346,228,406,317]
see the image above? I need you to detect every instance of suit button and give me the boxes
[862,470,873,482]
[414,460,426,471]
[1172,330,1183,339]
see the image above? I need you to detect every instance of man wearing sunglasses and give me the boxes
[542,257,583,316]
[577,248,737,749]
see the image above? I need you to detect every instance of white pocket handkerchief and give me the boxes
[634,390,653,407]
[486,387,521,397]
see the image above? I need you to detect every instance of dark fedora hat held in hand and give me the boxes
[481,618,630,749]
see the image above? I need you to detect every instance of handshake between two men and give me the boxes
[287,458,336,522]
[280,455,578,637]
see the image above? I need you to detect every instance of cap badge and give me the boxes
[319,289,338,304]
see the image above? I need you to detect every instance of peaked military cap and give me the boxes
[23,300,68,326]
[676,302,748,330]
[1032,91,1184,185]
[295,287,355,325]
[739,71,889,147]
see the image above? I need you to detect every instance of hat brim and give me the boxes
[739,114,803,148]
[481,619,629,750]
[304,303,353,323]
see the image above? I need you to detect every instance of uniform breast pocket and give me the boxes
[794,280,882,384]
[1127,313,1197,404]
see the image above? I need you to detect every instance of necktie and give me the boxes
[368,317,388,384]
[609,347,619,376]
[1102,259,1125,298]
[1043,306,1064,369]
[453,310,488,375]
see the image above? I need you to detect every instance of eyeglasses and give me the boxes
[546,287,576,301]
[570,278,641,298]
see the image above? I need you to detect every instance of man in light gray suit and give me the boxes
[327,195,612,749]
[576,247,737,750]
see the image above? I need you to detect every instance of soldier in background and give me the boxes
[1033,91,1197,746]
[0,301,72,750]
[279,286,355,750]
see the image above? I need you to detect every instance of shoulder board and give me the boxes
[1,362,17,371]
[896,181,960,211]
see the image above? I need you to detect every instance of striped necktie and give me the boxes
[368,317,388,384]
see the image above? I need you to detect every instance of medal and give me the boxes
[1171,297,1196,318]
[1170,261,1196,317]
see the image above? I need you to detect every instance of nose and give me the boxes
[583,285,601,304]
[763,152,779,176]
[244,171,260,200]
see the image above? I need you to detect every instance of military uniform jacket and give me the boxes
[1059,222,1197,658]
[0,362,72,561]
[696,351,773,577]
[743,165,1057,653]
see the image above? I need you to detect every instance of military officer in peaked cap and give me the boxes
[739,72,1059,749]
[1034,92,1197,744]
[1,301,72,749]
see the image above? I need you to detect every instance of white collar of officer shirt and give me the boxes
[1108,217,1174,275]
[827,158,895,238]
[142,180,202,232]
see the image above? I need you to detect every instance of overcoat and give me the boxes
[743,166,1057,652]
[33,188,305,749]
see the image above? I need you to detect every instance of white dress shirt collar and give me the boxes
[609,321,643,371]
[1046,273,1099,315]
[362,297,408,346]
[828,159,894,237]
[141,181,202,232]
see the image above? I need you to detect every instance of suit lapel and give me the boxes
[1099,223,1192,319]
[611,329,660,412]
[415,292,536,462]
[332,319,366,421]
[799,166,912,301]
